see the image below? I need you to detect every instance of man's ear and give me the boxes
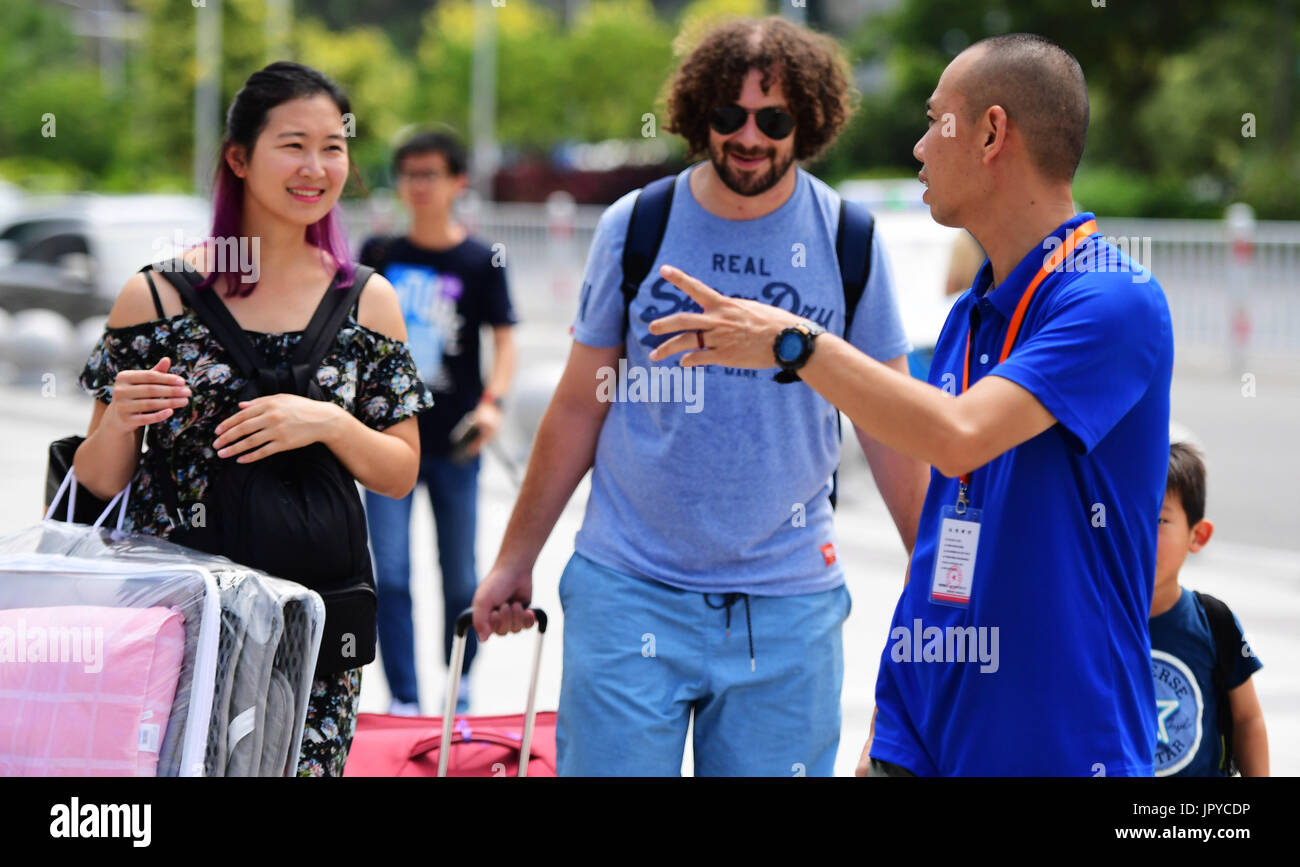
[981,105,1008,164]
[225,143,249,179]
[1189,518,1214,553]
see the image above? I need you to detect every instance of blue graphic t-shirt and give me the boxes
[360,235,516,457]
[1149,588,1262,776]
[570,163,911,595]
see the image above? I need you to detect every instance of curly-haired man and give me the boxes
[471,15,927,776]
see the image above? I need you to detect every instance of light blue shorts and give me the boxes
[556,551,851,776]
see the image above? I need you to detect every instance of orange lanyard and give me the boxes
[957,219,1097,496]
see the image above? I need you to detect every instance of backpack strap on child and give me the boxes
[1194,589,1241,776]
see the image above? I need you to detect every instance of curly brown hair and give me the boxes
[662,16,856,163]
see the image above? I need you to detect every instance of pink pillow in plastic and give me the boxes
[0,605,186,776]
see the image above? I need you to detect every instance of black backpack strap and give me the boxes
[138,267,166,319]
[141,259,267,525]
[620,174,677,345]
[1195,590,1241,775]
[829,197,876,510]
[836,197,875,338]
[293,265,374,370]
[147,258,267,378]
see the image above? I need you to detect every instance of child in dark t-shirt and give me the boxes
[1149,442,1268,776]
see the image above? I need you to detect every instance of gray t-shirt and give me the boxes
[570,162,910,595]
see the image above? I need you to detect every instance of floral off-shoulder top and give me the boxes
[78,300,434,539]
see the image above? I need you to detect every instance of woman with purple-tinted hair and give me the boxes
[73,62,432,776]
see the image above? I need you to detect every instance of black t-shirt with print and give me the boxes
[359,234,516,457]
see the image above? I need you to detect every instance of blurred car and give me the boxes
[0,194,210,323]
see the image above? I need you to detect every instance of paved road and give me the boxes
[2,364,1296,776]
[1168,369,1300,551]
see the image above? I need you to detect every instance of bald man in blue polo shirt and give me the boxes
[648,33,1172,776]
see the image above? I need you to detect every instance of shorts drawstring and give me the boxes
[704,592,755,672]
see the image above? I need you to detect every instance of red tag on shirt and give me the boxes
[820,543,837,566]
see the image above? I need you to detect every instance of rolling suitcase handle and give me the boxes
[439,606,548,778]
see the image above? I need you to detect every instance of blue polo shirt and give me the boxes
[871,212,1173,776]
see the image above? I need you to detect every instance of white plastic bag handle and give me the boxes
[43,465,78,523]
[91,481,132,531]
[43,465,131,531]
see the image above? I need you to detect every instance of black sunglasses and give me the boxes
[708,104,796,140]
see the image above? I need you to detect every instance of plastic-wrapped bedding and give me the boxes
[0,604,187,775]
[0,521,324,777]
[0,526,218,776]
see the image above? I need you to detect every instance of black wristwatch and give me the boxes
[772,321,825,383]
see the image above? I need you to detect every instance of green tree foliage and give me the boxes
[411,0,686,155]
[0,2,121,190]
[414,0,567,152]
[115,0,271,190]
[817,0,1299,217]
[1,0,1294,217]
[566,0,676,143]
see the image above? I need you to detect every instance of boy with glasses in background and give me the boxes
[361,130,517,716]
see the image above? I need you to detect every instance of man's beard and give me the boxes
[708,142,795,197]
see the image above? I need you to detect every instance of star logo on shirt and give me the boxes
[1150,651,1205,776]
[1155,698,1179,746]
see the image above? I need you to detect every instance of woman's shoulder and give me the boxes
[105,273,162,329]
[354,268,406,342]
[106,246,210,330]
[106,266,188,329]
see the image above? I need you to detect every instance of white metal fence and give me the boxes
[1102,218,1300,359]
[340,200,1300,366]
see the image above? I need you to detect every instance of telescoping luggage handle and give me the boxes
[438,606,548,778]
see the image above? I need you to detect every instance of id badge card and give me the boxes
[930,505,982,607]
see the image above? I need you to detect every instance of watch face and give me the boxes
[777,330,805,363]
